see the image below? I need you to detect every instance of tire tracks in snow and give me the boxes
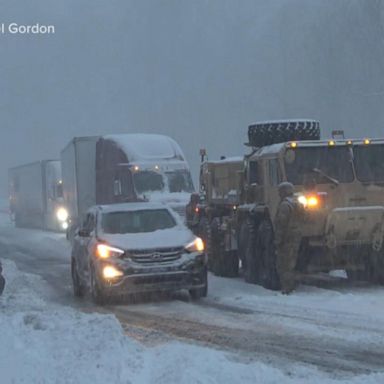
[107,305,384,376]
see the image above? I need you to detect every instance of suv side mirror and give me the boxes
[78,229,90,237]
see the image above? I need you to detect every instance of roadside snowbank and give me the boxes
[1,260,383,384]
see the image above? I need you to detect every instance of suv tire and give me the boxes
[189,267,208,299]
[90,265,107,305]
[71,258,85,298]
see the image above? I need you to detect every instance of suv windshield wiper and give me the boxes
[312,168,339,186]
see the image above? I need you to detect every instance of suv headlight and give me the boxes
[96,244,124,259]
[185,237,205,253]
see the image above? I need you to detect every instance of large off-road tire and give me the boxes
[257,220,281,290]
[189,267,208,300]
[207,218,239,277]
[244,218,260,284]
[237,221,249,271]
[90,265,107,305]
[248,120,320,147]
[71,258,85,298]
[347,247,384,284]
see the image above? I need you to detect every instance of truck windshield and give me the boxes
[354,144,384,183]
[285,147,354,185]
[133,171,164,194]
[165,170,194,193]
[101,209,176,234]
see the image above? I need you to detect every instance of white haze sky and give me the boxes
[0,0,383,193]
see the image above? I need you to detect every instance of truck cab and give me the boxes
[200,120,384,289]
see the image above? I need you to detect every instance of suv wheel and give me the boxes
[71,258,85,298]
[189,268,208,299]
[90,265,106,305]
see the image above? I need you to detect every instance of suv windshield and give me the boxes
[133,171,164,194]
[354,144,384,183]
[285,147,354,185]
[101,209,176,234]
[165,169,194,193]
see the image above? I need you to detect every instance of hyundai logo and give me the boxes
[151,252,163,260]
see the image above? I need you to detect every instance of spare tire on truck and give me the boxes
[248,120,320,148]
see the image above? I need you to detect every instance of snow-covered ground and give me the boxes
[1,200,384,383]
[4,258,380,384]
[2,258,384,384]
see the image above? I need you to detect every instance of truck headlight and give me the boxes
[56,207,69,222]
[185,237,205,253]
[96,244,124,259]
[296,194,321,209]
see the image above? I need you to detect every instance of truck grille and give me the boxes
[126,246,184,264]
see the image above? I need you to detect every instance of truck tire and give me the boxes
[248,120,320,147]
[244,218,260,284]
[238,222,249,271]
[207,218,239,277]
[257,220,281,290]
[347,247,384,284]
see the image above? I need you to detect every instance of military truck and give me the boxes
[199,120,384,289]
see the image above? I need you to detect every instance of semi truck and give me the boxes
[198,120,384,289]
[61,133,195,238]
[8,160,67,231]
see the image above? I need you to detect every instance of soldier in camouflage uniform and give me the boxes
[274,182,302,294]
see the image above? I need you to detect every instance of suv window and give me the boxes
[83,213,96,232]
[101,209,176,234]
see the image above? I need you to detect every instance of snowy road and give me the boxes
[1,212,384,382]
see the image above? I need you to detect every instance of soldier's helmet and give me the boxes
[278,182,294,199]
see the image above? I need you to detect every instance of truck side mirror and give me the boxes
[78,229,90,237]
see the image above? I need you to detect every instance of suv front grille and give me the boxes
[126,246,184,264]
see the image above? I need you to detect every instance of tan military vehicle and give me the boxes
[199,120,384,289]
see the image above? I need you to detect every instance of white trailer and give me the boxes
[8,160,66,231]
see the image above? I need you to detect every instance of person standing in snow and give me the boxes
[274,182,302,294]
[0,261,5,295]
[185,193,200,233]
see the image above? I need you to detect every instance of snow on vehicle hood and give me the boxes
[141,191,191,205]
[99,225,195,250]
